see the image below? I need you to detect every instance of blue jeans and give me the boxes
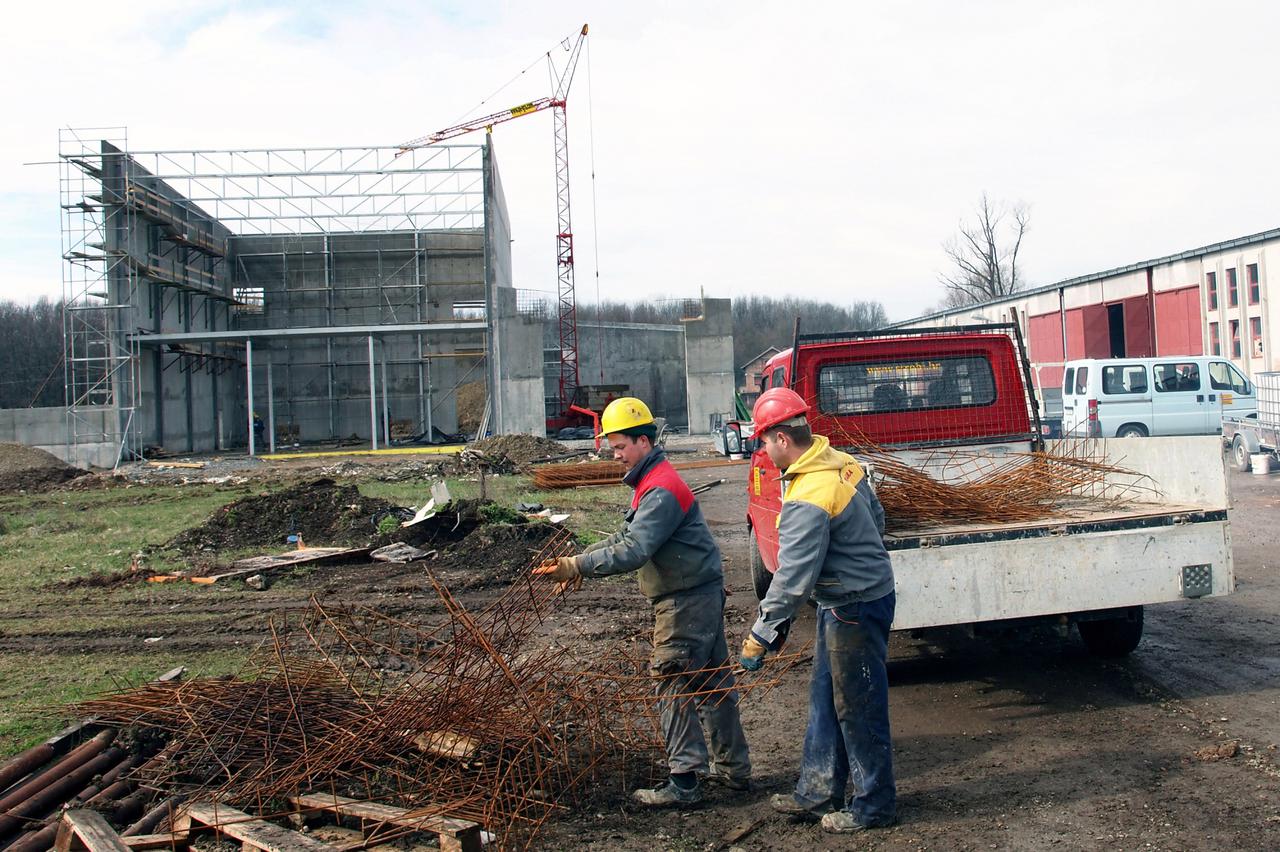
[793,591,896,825]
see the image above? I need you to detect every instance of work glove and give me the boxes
[532,555,581,593]
[739,634,768,671]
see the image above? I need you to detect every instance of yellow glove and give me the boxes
[532,555,581,593]
[739,635,768,671]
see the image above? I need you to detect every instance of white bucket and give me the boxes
[1251,453,1272,475]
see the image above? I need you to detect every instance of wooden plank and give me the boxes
[289,793,481,852]
[191,548,371,585]
[56,810,131,852]
[184,803,337,852]
[120,833,191,850]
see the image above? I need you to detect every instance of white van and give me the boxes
[1062,357,1256,438]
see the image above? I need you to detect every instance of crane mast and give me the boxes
[400,24,589,421]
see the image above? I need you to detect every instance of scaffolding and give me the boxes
[59,128,140,467]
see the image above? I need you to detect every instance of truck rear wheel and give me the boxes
[1077,606,1144,657]
[749,534,773,602]
[1231,436,1251,472]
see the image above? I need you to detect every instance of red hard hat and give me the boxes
[752,387,809,434]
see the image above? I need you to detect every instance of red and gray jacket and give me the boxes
[576,447,724,601]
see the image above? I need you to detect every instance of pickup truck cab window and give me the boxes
[816,356,996,415]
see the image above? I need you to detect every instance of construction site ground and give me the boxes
[0,447,1277,849]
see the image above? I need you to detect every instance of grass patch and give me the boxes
[0,648,246,756]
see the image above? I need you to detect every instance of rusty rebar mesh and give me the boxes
[820,421,1157,530]
[532,458,742,489]
[74,527,807,849]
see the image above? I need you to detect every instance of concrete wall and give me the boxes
[683,298,736,434]
[0,406,116,469]
[569,322,688,428]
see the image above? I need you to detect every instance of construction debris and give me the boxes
[72,529,806,849]
[370,542,434,563]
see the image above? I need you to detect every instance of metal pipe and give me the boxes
[0,731,114,814]
[0,743,56,794]
[381,351,390,446]
[0,746,124,841]
[246,338,255,456]
[368,335,378,451]
[122,794,185,837]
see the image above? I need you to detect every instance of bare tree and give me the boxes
[939,194,1030,306]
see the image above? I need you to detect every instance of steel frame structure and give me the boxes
[59,131,500,462]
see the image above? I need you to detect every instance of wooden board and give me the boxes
[190,547,372,585]
[289,793,481,852]
[182,802,338,851]
[55,810,131,852]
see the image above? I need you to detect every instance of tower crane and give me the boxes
[400,24,589,424]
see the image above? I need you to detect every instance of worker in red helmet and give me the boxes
[533,397,751,807]
[739,387,898,834]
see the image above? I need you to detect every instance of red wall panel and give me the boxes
[1123,295,1153,357]
[1154,285,1203,356]
[1065,308,1086,359]
[1028,312,1065,363]
[1082,304,1110,358]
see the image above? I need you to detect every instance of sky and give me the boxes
[2,0,1278,322]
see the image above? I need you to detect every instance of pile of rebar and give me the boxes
[73,527,804,849]
[822,422,1155,530]
[532,457,743,489]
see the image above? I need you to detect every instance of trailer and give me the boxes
[1222,371,1280,471]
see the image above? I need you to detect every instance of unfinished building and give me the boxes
[58,130,544,467]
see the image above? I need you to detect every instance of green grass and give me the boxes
[0,473,636,757]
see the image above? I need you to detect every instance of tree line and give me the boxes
[0,298,65,409]
[578,294,888,378]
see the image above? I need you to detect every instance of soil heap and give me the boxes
[0,442,87,493]
[165,479,393,554]
[469,434,568,469]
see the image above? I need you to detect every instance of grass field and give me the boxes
[0,475,629,756]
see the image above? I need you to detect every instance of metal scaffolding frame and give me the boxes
[59,131,512,462]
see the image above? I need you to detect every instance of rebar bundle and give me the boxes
[532,458,743,489]
[823,422,1156,530]
[75,527,805,848]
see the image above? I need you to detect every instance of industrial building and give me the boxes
[893,228,1279,402]
[33,129,734,468]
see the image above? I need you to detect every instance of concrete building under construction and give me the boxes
[45,129,735,468]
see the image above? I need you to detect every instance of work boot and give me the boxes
[631,778,702,807]
[769,793,826,816]
[703,769,752,792]
[820,810,896,834]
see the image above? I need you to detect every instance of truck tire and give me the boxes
[1077,606,1144,657]
[749,534,773,602]
[1116,424,1148,438]
[1231,435,1251,472]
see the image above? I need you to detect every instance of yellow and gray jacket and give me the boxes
[750,435,895,648]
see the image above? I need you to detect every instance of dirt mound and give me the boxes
[432,521,566,590]
[165,479,393,555]
[456,381,486,436]
[0,443,86,493]
[470,434,568,467]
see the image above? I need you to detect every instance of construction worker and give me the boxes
[739,387,897,834]
[533,396,751,806]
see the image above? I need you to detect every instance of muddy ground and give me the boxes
[5,456,1279,849]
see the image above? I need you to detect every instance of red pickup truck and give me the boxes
[744,324,1233,657]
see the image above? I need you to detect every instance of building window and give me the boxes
[1230,319,1241,358]
[1248,263,1261,305]
[1227,268,1238,307]
[233,287,265,315]
[1251,316,1264,358]
[1206,271,1217,311]
[1209,322,1221,355]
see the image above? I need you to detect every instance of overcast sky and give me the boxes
[2,1,1277,322]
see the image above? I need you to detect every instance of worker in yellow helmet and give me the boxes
[534,397,751,806]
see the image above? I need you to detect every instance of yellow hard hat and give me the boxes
[598,397,654,437]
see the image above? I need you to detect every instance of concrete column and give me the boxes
[266,356,276,455]
[683,298,736,434]
[492,287,547,435]
[246,339,255,456]
[368,335,378,451]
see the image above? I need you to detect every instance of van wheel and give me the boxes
[1231,436,1251,472]
[1116,424,1148,438]
[1077,606,1144,657]
[749,534,772,602]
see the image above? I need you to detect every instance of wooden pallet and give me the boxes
[289,793,483,852]
[176,802,339,851]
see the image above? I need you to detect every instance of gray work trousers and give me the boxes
[650,585,752,781]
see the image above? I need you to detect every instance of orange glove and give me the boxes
[533,555,581,593]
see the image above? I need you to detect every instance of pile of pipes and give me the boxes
[67,527,804,849]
